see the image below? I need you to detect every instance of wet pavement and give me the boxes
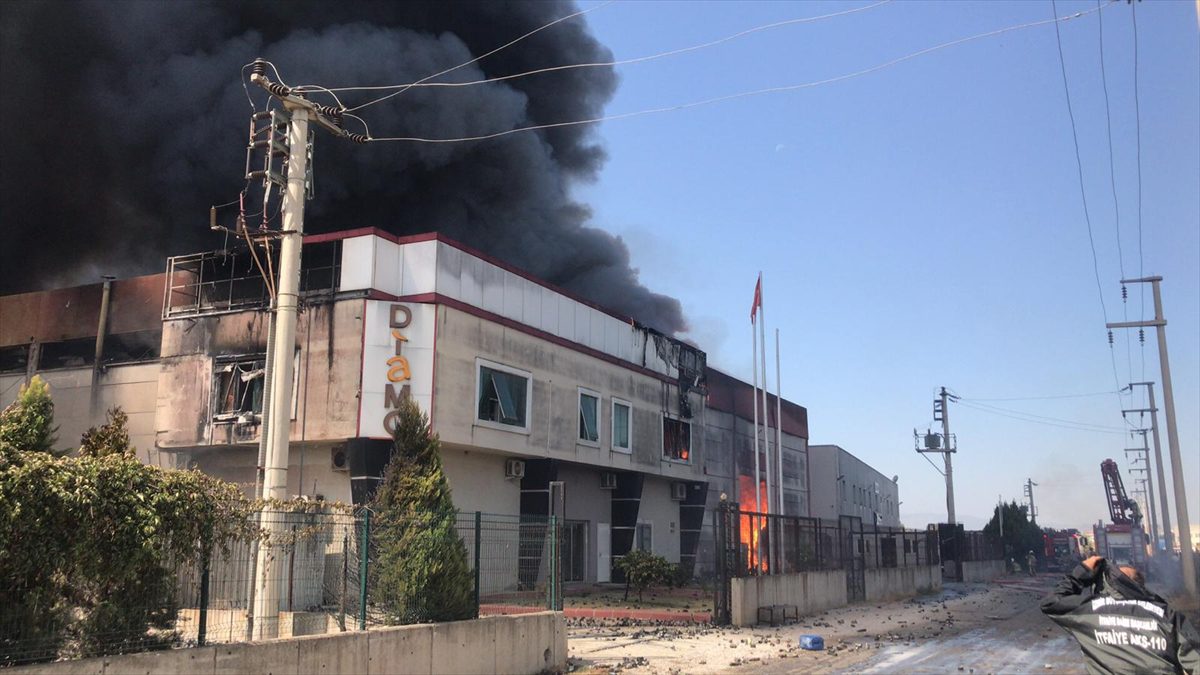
[569,575,1090,674]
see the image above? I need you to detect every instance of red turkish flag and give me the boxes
[750,275,762,322]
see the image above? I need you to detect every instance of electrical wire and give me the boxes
[367,2,1114,143]
[324,1,891,98]
[1096,0,1135,400]
[955,399,1128,434]
[342,1,613,113]
[957,390,1119,402]
[918,450,946,477]
[1131,3,1146,387]
[1050,0,1126,424]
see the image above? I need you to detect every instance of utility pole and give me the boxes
[1125,382,1172,553]
[916,387,957,524]
[1107,276,1195,599]
[1024,479,1038,525]
[245,59,361,639]
[1124,429,1158,556]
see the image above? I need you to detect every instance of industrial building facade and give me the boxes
[2,228,835,582]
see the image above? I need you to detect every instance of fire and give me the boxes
[738,474,770,573]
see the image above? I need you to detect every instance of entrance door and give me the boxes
[597,523,611,583]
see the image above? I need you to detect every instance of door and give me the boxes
[597,523,611,583]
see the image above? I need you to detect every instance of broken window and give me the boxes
[38,337,95,369]
[477,362,529,429]
[213,358,265,420]
[578,389,599,443]
[0,345,29,373]
[662,416,691,462]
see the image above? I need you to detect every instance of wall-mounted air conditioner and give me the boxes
[671,483,687,501]
[331,447,349,472]
[600,472,617,490]
[505,458,526,479]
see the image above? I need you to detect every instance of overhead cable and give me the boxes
[366,1,1115,144]
[320,1,891,99]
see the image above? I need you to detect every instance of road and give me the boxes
[568,576,1088,674]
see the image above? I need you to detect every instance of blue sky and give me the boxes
[575,0,1199,536]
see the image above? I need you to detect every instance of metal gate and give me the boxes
[841,515,865,602]
[713,501,738,625]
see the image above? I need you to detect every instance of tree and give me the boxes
[983,500,1043,564]
[0,375,58,458]
[614,549,673,603]
[370,397,473,624]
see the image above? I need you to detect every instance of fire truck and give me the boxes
[1042,529,1087,572]
[1092,459,1147,568]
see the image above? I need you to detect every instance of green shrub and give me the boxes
[614,550,674,602]
[0,375,59,459]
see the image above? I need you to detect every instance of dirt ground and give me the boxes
[567,576,1087,674]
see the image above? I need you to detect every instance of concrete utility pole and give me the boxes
[1124,429,1158,556]
[916,387,958,525]
[1107,276,1196,599]
[1024,479,1038,525]
[247,60,359,639]
[1126,382,1172,553]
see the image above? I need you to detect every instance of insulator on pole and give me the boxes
[1138,328,1144,344]
[1107,330,1114,346]
[251,59,267,78]
[266,82,292,97]
[1121,284,1128,302]
[210,206,217,231]
[347,133,369,144]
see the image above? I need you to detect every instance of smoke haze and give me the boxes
[0,0,686,333]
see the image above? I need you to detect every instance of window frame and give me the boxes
[474,358,533,434]
[577,386,601,446]
[210,351,301,423]
[635,522,653,553]
[661,414,692,464]
[610,397,632,454]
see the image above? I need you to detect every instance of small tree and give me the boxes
[0,375,58,457]
[614,549,673,603]
[79,407,133,458]
[984,500,1043,565]
[370,397,473,623]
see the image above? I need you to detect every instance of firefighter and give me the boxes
[1026,550,1038,576]
[1040,555,1200,674]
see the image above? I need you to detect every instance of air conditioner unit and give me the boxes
[331,447,349,472]
[505,458,526,479]
[600,472,618,490]
[671,483,687,501]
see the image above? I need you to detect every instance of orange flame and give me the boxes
[738,475,770,572]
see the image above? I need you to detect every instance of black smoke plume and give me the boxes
[0,0,686,333]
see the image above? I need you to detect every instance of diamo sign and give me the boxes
[360,301,434,438]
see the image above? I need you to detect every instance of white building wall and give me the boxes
[638,477,682,563]
[440,446,521,516]
[809,444,901,527]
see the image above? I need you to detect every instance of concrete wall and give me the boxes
[808,445,900,527]
[863,565,942,602]
[1,363,171,467]
[961,560,1008,583]
[13,612,566,675]
[432,304,704,484]
[638,476,682,564]
[441,447,521,516]
[729,570,848,627]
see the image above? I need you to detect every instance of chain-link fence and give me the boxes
[1,508,563,666]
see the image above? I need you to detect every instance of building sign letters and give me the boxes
[383,304,412,435]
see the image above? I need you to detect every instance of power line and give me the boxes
[955,399,1129,435]
[366,2,1114,144]
[1050,0,1126,421]
[318,1,891,100]
[1131,2,1147,388]
[1096,0,1136,398]
[957,390,1119,402]
[341,1,614,113]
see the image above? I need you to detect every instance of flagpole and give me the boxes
[758,274,772,572]
[752,310,761,518]
[775,328,784,519]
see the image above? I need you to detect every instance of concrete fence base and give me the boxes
[730,570,848,627]
[864,565,941,602]
[13,612,566,675]
[961,560,1008,583]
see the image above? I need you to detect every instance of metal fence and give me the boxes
[1,508,563,666]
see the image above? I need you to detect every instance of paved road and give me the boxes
[735,577,1088,675]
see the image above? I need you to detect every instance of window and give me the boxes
[476,360,530,430]
[578,388,600,444]
[636,523,652,552]
[611,399,632,453]
[662,416,691,462]
[213,357,265,420]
